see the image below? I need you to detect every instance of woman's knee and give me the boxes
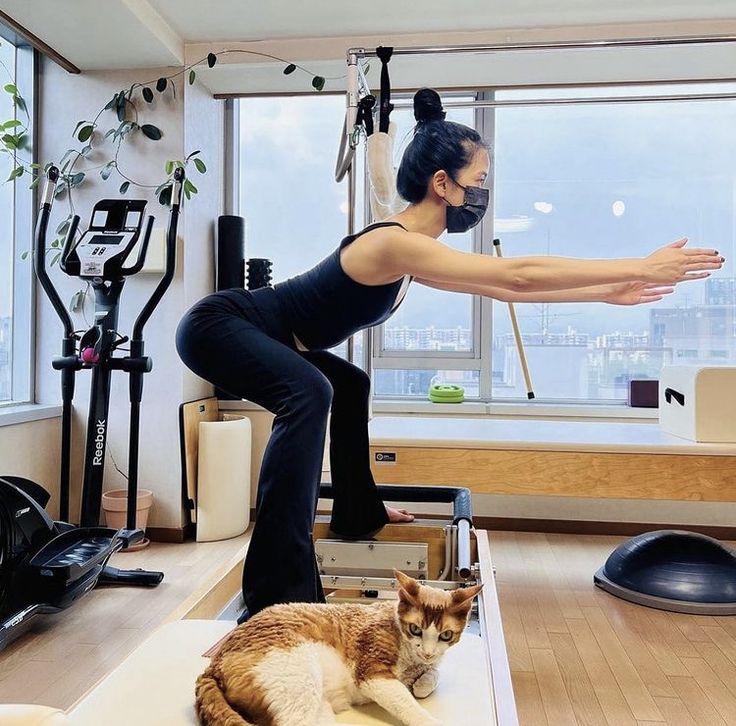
[287,371,333,416]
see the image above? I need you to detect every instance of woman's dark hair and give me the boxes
[396,88,487,204]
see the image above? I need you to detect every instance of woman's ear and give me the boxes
[431,169,449,199]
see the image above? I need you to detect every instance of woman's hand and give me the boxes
[604,281,676,305]
[643,238,723,283]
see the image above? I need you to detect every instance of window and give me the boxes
[237,94,357,356]
[0,35,33,406]
[492,83,736,401]
[235,83,736,408]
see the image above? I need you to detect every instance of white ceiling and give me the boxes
[2,0,736,70]
[146,0,736,42]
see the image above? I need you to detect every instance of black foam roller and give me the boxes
[216,215,245,291]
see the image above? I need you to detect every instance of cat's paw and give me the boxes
[412,668,439,699]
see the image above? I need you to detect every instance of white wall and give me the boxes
[36,58,221,528]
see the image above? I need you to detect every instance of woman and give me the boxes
[176,88,723,618]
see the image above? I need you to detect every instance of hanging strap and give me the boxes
[376,46,394,134]
[356,94,375,136]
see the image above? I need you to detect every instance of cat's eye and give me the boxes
[439,630,454,642]
[409,623,422,636]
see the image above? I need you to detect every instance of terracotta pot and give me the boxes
[101,488,153,531]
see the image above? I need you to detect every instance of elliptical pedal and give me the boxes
[28,528,118,582]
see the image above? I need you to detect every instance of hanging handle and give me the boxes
[664,387,686,406]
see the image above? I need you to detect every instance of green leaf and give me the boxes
[29,175,40,190]
[283,63,296,75]
[3,83,17,95]
[156,77,167,93]
[183,179,198,199]
[165,160,174,175]
[6,165,23,182]
[69,172,85,187]
[3,119,21,129]
[116,93,126,122]
[56,218,70,235]
[2,133,17,150]
[141,124,162,140]
[77,124,94,142]
[15,96,26,114]
[80,144,92,157]
[185,149,201,160]
[50,251,61,267]
[207,53,217,68]
[50,239,60,248]
[16,133,28,150]
[104,94,118,111]
[20,250,29,260]
[142,87,154,103]
[312,75,325,91]
[119,181,130,194]
[100,162,115,180]
[193,157,206,173]
[189,69,196,85]
[158,184,172,206]
[69,290,85,312]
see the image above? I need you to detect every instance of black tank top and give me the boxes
[272,222,411,351]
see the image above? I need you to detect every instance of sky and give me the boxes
[238,85,736,340]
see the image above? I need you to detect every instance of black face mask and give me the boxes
[445,180,490,234]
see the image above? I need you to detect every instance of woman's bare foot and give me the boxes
[386,505,415,523]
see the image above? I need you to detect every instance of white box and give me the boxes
[659,365,736,443]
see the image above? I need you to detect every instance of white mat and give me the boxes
[68,619,494,725]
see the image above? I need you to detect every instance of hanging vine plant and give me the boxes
[0,47,336,274]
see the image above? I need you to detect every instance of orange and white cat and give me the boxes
[195,570,482,726]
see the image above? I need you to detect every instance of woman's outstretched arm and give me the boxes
[379,230,722,291]
[415,278,687,305]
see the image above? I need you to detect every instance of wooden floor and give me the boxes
[2,529,736,726]
[491,531,736,726]
[0,531,250,710]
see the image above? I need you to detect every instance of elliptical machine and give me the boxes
[0,166,184,651]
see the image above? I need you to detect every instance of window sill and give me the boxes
[372,399,658,422]
[220,398,658,422]
[0,403,63,428]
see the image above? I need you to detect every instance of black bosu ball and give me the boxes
[594,529,736,614]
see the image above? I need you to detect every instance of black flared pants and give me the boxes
[175,287,388,615]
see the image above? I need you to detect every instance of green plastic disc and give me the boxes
[428,384,465,403]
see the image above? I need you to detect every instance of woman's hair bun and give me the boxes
[413,88,446,125]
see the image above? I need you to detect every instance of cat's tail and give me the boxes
[195,670,253,726]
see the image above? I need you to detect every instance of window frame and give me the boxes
[0,36,35,408]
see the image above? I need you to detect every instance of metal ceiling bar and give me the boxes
[348,35,736,59]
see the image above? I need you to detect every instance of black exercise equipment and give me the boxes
[376,46,394,134]
[595,529,736,614]
[216,215,246,291]
[246,258,273,290]
[0,167,184,651]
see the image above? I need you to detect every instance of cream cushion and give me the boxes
[0,705,69,725]
[68,619,494,725]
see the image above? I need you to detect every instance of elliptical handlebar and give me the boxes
[131,168,184,341]
[35,166,74,338]
[120,215,154,276]
[59,215,80,273]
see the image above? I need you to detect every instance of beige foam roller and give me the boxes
[196,418,251,542]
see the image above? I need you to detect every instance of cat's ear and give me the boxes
[450,583,483,610]
[394,569,420,604]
